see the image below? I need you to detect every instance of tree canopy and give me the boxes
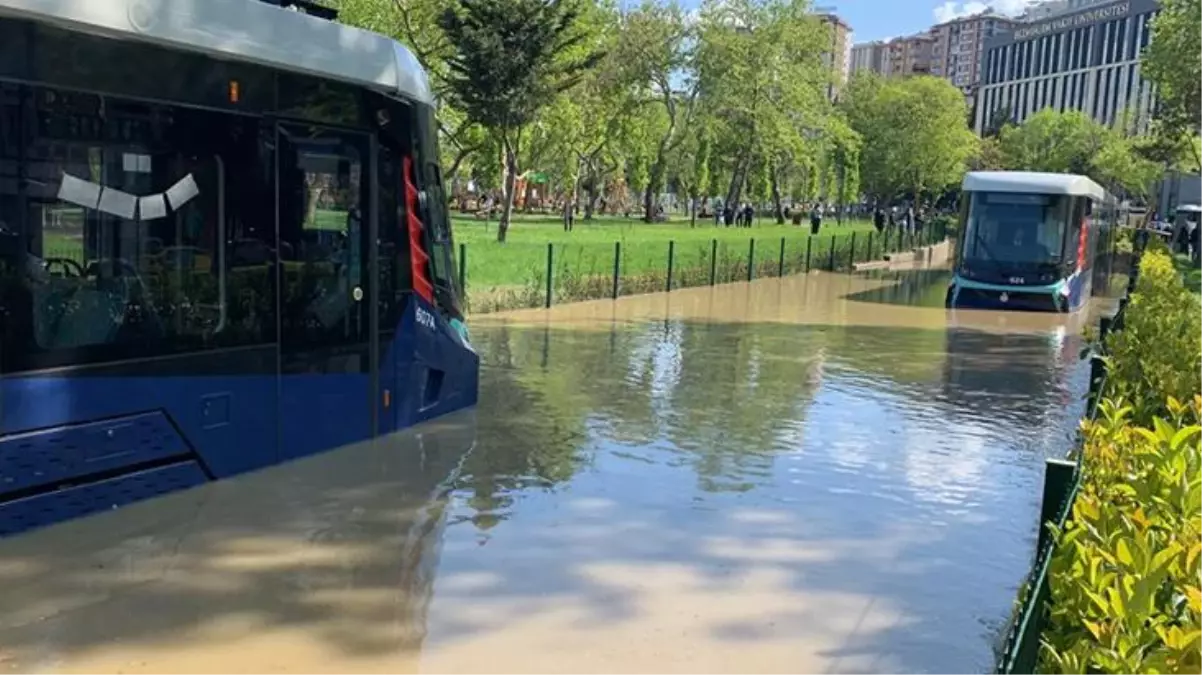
[993,108,1161,200]
[841,73,976,206]
[335,0,1188,234]
[438,0,604,239]
[1141,0,1202,171]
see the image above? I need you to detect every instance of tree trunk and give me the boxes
[725,155,749,211]
[585,185,597,220]
[499,141,518,243]
[644,144,669,223]
[770,164,785,224]
[563,165,581,230]
[835,157,846,226]
[690,195,697,227]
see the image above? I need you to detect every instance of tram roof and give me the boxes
[962,171,1107,200]
[0,0,435,106]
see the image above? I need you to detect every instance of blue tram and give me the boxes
[946,171,1118,312]
[0,0,478,536]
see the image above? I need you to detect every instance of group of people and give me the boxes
[711,203,757,227]
[704,202,835,233]
[871,205,924,236]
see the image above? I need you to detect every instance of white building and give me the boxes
[1020,0,1115,21]
[850,41,889,76]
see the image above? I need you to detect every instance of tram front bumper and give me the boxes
[947,281,1069,312]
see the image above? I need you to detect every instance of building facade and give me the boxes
[887,33,937,77]
[929,13,1019,92]
[975,0,1160,134]
[818,13,854,99]
[850,41,889,76]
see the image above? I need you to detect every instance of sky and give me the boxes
[816,0,1042,42]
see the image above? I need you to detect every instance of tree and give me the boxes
[1091,134,1161,201]
[993,109,1161,199]
[997,108,1108,175]
[1141,0,1201,171]
[843,75,977,207]
[439,0,603,241]
[670,123,712,226]
[619,1,701,222]
[972,135,1007,171]
[696,0,834,210]
[338,0,489,182]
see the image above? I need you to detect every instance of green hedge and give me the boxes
[1038,246,1202,673]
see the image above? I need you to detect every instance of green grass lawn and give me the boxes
[453,212,878,289]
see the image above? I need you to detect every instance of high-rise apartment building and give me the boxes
[929,13,1020,93]
[887,33,937,76]
[817,13,853,99]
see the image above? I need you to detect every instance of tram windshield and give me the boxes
[961,192,1069,270]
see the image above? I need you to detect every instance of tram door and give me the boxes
[374,141,405,436]
[277,124,376,459]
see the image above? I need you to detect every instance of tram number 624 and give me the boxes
[416,307,436,330]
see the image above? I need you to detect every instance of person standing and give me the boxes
[809,203,822,236]
[873,206,885,234]
[562,198,574,232]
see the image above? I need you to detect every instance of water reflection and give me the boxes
[0,414,478,673]
[453,271,1104,672]
[0,270,1113,673]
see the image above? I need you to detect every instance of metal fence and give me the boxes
[994,234,1147,674]
[460,221,949,314]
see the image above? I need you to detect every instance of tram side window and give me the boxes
[413,106,462,316]
[376,144,406,330]
[25,145,224,354]
[0,86,23,369]
[1064,197,1087,268]
[0,87,277,373]
[278,127,367,351]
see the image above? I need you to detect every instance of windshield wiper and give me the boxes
[967,229,1004,272]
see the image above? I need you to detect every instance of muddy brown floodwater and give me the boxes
[0,269,1119,674]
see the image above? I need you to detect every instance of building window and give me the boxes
[1101,20,1113,65]
[1125,64,1138,124]
[1115,18,1127,63]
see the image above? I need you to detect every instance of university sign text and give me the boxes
[1013,2,1131,40]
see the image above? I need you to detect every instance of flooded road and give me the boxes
[0,270,1113,673]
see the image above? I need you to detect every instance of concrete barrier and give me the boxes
[853,238,952,272]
